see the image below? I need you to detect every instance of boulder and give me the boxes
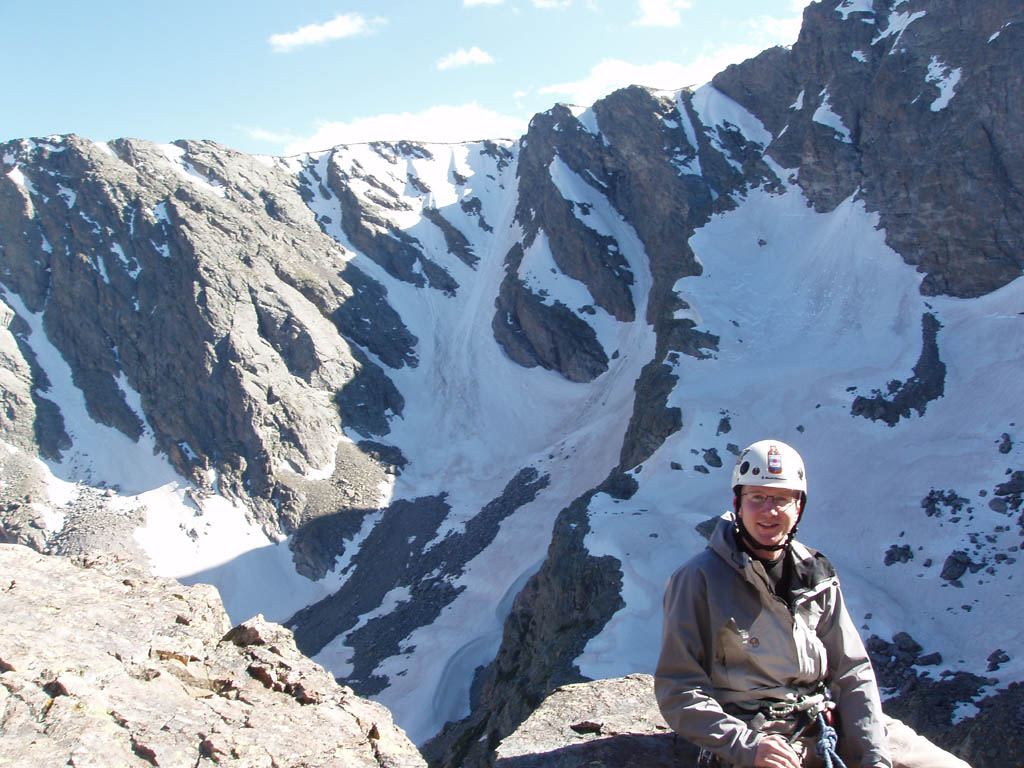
[494,674,695,767]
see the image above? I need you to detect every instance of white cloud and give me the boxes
[748,13,802,46]
[633,0,693,27]
[280,104,528,154]
[437,46,495,71]
[241,126,302,145]
[269,13,387,53]
[537,46,773,105]
[533,0,572,8]
[536,9,802,107]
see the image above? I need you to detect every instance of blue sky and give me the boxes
[3,0,805,156]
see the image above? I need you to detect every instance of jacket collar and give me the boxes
[710,512,835,594]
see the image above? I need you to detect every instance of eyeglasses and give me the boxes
[742,492,800,509]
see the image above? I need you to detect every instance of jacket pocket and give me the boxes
[718,617,759,691]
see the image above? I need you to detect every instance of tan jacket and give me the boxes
[655,513,892,768]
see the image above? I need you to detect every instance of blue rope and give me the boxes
[815,712,848,768]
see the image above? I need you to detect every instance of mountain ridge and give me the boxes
[0,1,1021,766]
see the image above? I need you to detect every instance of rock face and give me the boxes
[867,632,1024,768]
[713,0,1024,298]
[0,135,400,563]
[0,544,425,768]
[492,242,610,383]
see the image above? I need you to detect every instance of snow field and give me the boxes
[327,140,659,742]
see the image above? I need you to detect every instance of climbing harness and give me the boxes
[748,688,831,730]
[770,687,850,768]
[701,686,847,767]
[780,690,848,768]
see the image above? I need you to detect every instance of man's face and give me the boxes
[737,485,802,558]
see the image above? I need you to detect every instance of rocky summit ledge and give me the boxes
[494,674,699,768]
[0,544,424,768]
[1,543,989,768]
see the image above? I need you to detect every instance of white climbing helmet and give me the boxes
[731,439,807,496]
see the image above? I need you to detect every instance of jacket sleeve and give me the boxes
[654,565,762,767]
[817,578,893,768]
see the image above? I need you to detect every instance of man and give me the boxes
[654,439,970,768]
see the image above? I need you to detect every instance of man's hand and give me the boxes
[753,734,802,768]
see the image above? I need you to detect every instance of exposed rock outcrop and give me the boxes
[868,632,1023,767]
[0,543,425,768]
[850,312,945,425]
[324,146,459,295]
[492,243,610,383]
[494,85,728,391]
[493,674,691,768]
[0,135,399,548]
[713,0,1024,298]
[514,105,638,325]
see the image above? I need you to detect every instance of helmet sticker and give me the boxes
[732,439,806,495]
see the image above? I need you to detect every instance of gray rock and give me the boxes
[702,448,723,468]
[940,550,972,581]
[514,105,637,325]
[494,674,694,768]
[422,207,478,267]
[0,544,425,768]
[492,245,610,383]
[851,313,946,426]
[885,544,914,566]
[868,629,1015,768]
[618,362,683,472]
[290,468,551,697]
[715,0,1024,298]
[324,147,458,295]
[0,134,400,550]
